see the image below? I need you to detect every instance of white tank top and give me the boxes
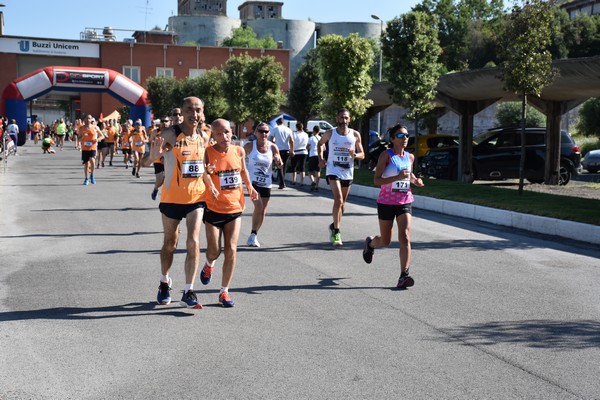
[326,128,356,180]
[247,140,274,188]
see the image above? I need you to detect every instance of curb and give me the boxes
[302,176,600,245]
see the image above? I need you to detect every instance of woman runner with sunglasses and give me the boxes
[362,124,424,289]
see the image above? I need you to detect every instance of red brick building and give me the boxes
[0,34,290,124]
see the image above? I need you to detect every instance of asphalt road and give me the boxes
[1,142,600,400]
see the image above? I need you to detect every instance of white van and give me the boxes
[287,120,334,132]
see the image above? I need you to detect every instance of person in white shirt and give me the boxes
[7,119,19,154]
[290,122,309,186]
[268,118,294,189]
[306,126,323,192]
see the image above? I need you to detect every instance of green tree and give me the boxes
[413,0,504,71]
[316,33,374,122]
[223,55,252,125]
[287,49,325,125]
[244,55,287,122]
[496,102,546,127]
[576,97,600,137]
[498,0,557,190]
[382,11,443,166]
[178,69,228,123]
[223,54,286,127]
[145,76,180,120]
[563,13,600,58]
[222,26,277,49]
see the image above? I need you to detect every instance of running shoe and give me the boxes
[363,236,374,263]
[136,173,140,178]
[180,290,202,309]
[219,292,235,308]
[247,233,260,247]
[310,182,316,191]
[151,188,158,201]
[125,163,129,169]
[200,263,213,285]
[157,278,172,305]
[328,223,334,242]
[332,232,343,246]
[83,178,89,185]
[90,174,96,184]
[132,167,136,176]
[397,274,415,289]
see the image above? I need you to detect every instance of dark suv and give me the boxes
[420,127,582,185]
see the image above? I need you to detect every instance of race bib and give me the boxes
[392,179,410,193]
[134,141,144,146]
[219,170,241,190]
[84,141,93,147]
[333,148,351,168]
[252,173,269,188]
[182,160,204,178]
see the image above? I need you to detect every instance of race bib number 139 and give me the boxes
[219,170,241,190]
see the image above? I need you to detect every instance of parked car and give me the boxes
[582,149,600,173]
[406,134,459,158]
[420,127,582,185]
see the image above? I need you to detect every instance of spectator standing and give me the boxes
[268,118,294,189]
[307,125,323,192]
[7,119,19,155]
[290,122,309,186]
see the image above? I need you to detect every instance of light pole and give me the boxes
[371,14,383,136]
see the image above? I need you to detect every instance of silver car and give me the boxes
[582,149,600,173]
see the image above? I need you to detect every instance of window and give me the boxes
[123,66,140,83]
[156,68,174,78]
[189,69,206,78]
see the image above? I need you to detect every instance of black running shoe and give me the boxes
[363,236,374,264]
[397,274,415,289]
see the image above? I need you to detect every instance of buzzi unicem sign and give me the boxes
[0,37,100,58]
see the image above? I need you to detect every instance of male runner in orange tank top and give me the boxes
[200,118,257,307]
[142,97,207,309]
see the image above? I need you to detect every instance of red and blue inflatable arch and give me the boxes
[1,66,151,140]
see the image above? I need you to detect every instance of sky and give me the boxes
[1,0,420,41]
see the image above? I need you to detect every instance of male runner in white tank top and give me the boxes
[317,108,365,246]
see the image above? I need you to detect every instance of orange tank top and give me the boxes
[161,128,206,204]
[121,130,131,148]
[131,130,146,153]
[80,127,97,151]
[205,145,245,214]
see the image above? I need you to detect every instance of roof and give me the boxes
[368,55,600,110]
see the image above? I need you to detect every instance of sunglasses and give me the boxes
[257,129,270,134]
[395,133,410,139]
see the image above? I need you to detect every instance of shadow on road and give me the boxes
[439,319,600,350]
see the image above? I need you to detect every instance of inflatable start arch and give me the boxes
[1,66,151,141]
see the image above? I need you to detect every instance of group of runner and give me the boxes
[49,98,423,308]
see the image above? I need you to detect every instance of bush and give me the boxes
[576,97,600,138]
[496,102,546,127]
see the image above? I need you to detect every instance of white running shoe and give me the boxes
[247,233,260,247]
